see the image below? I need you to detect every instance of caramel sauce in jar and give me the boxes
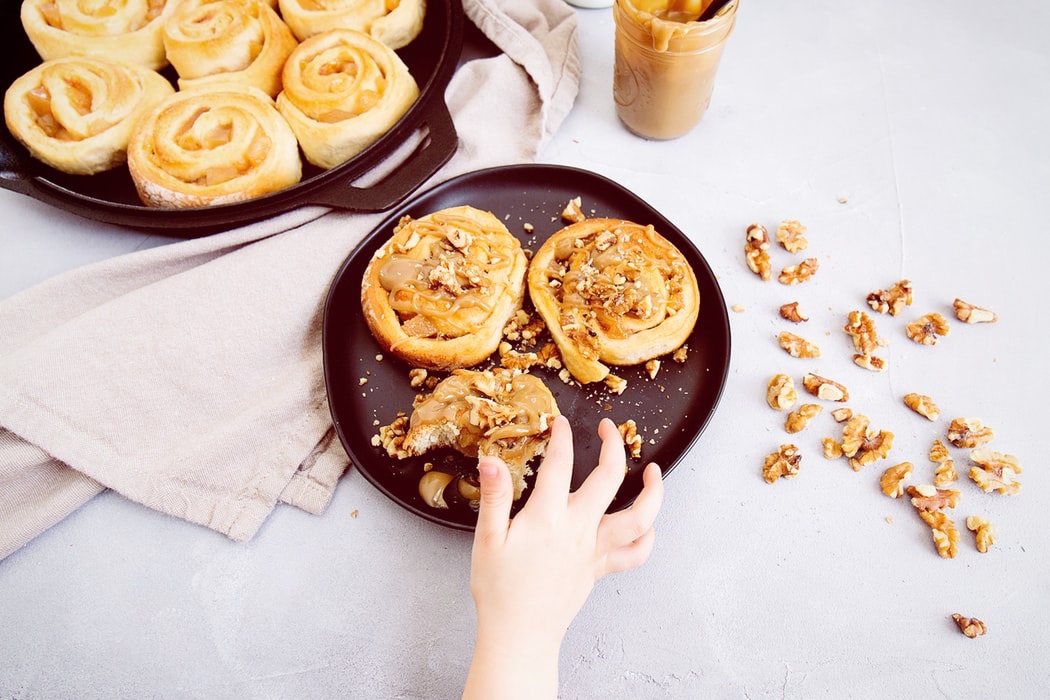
[613,0,738,139]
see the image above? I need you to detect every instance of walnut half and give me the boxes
[966,515,996,553]
[802,372,849,402]
[953,298,997,324]
[766,374,798,411]
[952,613,987,638]
[762,444,801,483]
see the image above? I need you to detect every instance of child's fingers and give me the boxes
[600,527,657,576]
[572,418,628,516]
[527,414,574,513]
[596,462,664,554]
[473,456,514,546]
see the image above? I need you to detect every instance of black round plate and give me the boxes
[322,164,731,530]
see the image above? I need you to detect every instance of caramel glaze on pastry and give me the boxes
[278,0,425,50]
[385,367,561,501]
[528,217,701,384]
[4,57,174,175]
[127,84,302,208]
[276,28,419,169]
[21,0,177,71]
[163,0,298,98]
[361,205,529,371]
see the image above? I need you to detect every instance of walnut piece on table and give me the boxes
[953,298,998,323]
[830,407,853,423]
[907,483,961,512]
[919,510,960,558]
[839,414,894,471]
[947,417,994,448]
[906,312,951,345]
[775,219,808,253]
[966,515,997,553]
[866,279,913,316]
[969,448,1022,495]
[766,373,798,410]
[778,331,821,358]
[778,257,819,285]
[880,461,913,498]
[785,403,822,433]
[822,437,844,459]
[762,444,801,483]
[952,613,987,638]
[843,309,883,356]
[903,392,941,421]
[744,223,772,281]
[779,301,809,323]
[802,372,849,402]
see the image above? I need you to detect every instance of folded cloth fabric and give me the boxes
[0,0,580,561]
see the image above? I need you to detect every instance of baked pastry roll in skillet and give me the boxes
[4,57,174,175]
[163,0,298,98]
[276,28,419,169]
[21,0,178,71]
[361,206,529,371]
[527,218,701,384]
[278,0,425,50]
[127,83,302,208]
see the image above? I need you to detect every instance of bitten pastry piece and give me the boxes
[276,28,419,169]
[278,0,425,49]
[402,368,560,500]
[528,218,701,384]
[21,0,177,71]
[127,84,302,208]
[163,0,298,98]
[4,57,174,175]
[362,205,529,370]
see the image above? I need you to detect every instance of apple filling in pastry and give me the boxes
[377,367,561,503]
[527,217,700,384]
[361,205,529,371]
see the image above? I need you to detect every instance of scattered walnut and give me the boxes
[785,403,822,433]
[965,516,996,553]
[830,407,853,423]
[672,345,689,363]
[775,219,808,253]
[605,374,628,395]
[866,280,913,316]
[843,309,883,356]
[744,224,772,281]
[779,301,809,323]
[951,613,987,638]
[618,419,642,459]
[953,298,997,324]
[880,462,913,498]
[929,438,951,464]
[778,257,819,285]
[561,196,585,223]
[906,312,950,345]
[919,510,960,558]
[903,393,940,421]
[853,354,886,371]
[802,372,849,402]
[934,459,958,487]
[731,303,746,313]
[839,414,894,470]
[645,359,661,379]
[907,483,961,512]
[778,331,821,358]
[947,417,994,448]
[822,437,844,459]
[408,367,429,389]
[766,374,798,410]
[373,412,410,458]
[762,444,801,483]
[969,448,1022,495]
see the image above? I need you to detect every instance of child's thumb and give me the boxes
[475,455,513,535]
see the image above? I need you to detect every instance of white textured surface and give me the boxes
[2,1,1048,697]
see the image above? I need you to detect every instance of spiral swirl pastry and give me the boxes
[528,218,701,384]
[3,57,174,175]
[21,0,177,71]
[277,0,425,50]
[276,28,418,169]
[127,84,302,208]
[361,206,529,371]
[163,0,298,98]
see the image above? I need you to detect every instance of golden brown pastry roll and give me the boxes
[163,0,298,98]
[361,206,529,371]
[21,0,177,71]
[3,57,174,175]
[528,218,701,384]
[277,0,424,50]
[127,84,302,208]
[276,28,419,169]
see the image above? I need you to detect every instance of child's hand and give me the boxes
[463,415,664,699]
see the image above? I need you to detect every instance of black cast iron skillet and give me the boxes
[0,0,464,236]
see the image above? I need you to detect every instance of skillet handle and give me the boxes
[304,100,459,212]
[0,136,35,197]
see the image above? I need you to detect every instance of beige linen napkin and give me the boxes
[0,0,580,561]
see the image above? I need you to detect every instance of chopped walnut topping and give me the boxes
[645,359,661,379]
[778,331,821,358]
[802,372,849,402]
[839,414,894,470]
[919,510,960,558]
[866,280,913,316]
[952,613,987,638]
[947,417,994,448]
[906,312,950,345]
[903,393,940,421]
[373,412,410,458]
[779,301,809,323]
[762,444,801,483]
[907,484,961,512]
[604,374,628,395]
[965,516,996,553]
[408,367,428,389]
[953,298,997,324]
[766,374,798,410]
[785,403,822,433]
[744,224,772,281]
[672,345,689,363]
[775,219,808,253]
[822,437,844,459]
[969,449,1022,495]
[618,419,642,459]
[561,196,585,223]
[880,461,913,498]
[778,257,819,285]
[830,407,853,423]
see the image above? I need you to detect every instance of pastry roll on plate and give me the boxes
[127,84,302,208]
[21,0,177,71]
[361,205,529,371]
[528,218,701,384]
[163,0,298,98]
[277,28,419,169]
[278,0,425,50]
[4,57,174,175]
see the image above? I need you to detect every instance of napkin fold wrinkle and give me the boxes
[0,0,580,562]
